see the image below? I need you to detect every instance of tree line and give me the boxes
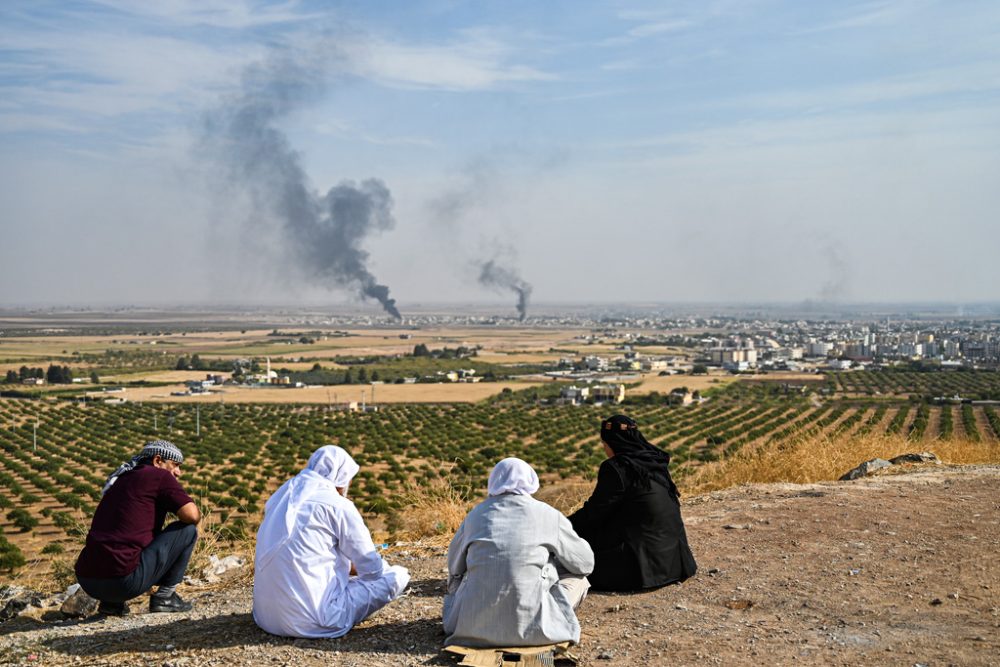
[3,365,75,384]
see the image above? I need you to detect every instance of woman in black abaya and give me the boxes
[568,415,697,591]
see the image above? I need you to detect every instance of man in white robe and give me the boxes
[444,458,594,647]
[253,445,409,638]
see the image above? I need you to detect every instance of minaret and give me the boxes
[266,356,271,383]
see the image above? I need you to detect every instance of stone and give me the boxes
[202,554,247,583]
[839,458,892,481]
[0,586,44,623]
[888,452,939,465]
[0,598,29,623]
[60,587,99,618]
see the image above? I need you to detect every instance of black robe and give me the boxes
[569,457,697,591]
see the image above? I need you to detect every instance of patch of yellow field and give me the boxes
[630,373,733,394]
[103,370,231,383]
[114,380,544,404]
[476,351,563,364]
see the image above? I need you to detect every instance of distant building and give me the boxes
[668,388,696,406]
[590,384,625,404]
[806,341,833,357]
[559,385,590,405]
[584,356,609,371]
[709,347,758,368]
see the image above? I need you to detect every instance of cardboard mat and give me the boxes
[443,642,578,667]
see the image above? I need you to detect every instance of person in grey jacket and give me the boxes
[443,457,594,647]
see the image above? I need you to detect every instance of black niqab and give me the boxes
[601,415,677,495]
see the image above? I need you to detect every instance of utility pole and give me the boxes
[33,419,37,452]
[154,413,158,432]
[196,405,201,437]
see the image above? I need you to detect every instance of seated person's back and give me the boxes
[253,445,409,638]
[569,415,697,591]
[444,458,594,647]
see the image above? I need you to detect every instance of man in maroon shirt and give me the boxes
[75,440,200,616]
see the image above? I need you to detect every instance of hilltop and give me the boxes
[1,464,997,666]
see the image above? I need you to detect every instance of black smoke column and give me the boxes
[478,259,533,321]
[203,44,401,319]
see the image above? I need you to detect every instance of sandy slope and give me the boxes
[1,465,997,666]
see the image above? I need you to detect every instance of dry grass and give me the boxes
[534,479,593,516]
[681,431,1000,495]
[185,509,259,591]
[389,479,473,545]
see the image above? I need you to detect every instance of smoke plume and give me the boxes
[818,241,849,303]
[202,43,401,318]
[478,259,533,321]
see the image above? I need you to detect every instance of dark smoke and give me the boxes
[478,259,533,321]
[202,43,401,318]
[819,241,849,303]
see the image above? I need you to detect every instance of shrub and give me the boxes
[7,508,38,532]
[0,536,26,572]
[41,542,65,555]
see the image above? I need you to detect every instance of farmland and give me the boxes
[827,368,1000,399]
[3,374,1000,573]
[3,311,1000,576]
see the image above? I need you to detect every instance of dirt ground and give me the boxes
[1,465,997,666]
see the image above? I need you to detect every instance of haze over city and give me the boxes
[2,0,999,309]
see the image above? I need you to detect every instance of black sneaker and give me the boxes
[97,600,129,616]
[149,592,193,613]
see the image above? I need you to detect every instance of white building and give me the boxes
[560,386,590,405]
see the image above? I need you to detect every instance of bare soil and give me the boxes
[2,465,997,666]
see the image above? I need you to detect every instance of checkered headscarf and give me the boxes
[101,440,184,495]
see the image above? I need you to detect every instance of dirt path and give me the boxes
[2,466,998,666]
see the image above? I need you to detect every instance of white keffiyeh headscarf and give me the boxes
[487,457,540,497]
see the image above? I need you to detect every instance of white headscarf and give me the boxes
[306,445,360,490]
[256,445,359,567]
[487,457,540,496]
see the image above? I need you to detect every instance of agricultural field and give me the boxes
[827,368,1000,399]
[0,324,639,401]
[0,326,599,377]
[2,377,999,573]
[114,379,547,404]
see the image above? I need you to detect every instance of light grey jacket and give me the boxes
[443,494,595,647]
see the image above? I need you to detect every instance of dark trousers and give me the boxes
[77,522,197,603]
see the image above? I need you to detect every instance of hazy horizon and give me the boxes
[2,1,999,310]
